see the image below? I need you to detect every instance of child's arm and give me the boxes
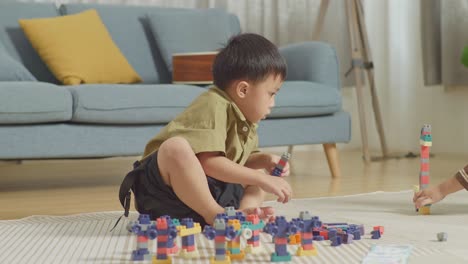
[197,152,292,203]
[244,152,290,177]
[413,165,468,208]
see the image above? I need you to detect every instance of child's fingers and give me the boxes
[413,190,423,202]
[276,190,286,203]
[282,189,290,203]
[415,196,433,208]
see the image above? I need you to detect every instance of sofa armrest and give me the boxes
[279,42,340,90]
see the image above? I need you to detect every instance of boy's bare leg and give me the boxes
[239,185,275,221]
[157,137,224,225]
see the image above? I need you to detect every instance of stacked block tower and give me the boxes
[419,124,432,215]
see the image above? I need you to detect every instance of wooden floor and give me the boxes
[0,148,465,220]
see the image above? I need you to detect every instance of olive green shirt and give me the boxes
[142,87,259,165]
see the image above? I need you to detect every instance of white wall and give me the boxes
[338,0,468,155]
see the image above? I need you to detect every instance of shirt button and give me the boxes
[242,126,248,132]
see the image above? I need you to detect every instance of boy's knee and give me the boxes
[245,185,265,197]
[159,137,193,160]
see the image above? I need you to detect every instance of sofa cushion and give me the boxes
[147,8,232,72]
[0,2,59,83]
[67,84,207,124]
[60,4,170,84]
[269,81,342,118]
[19,9,142,85]
[0,41,36,81]
[0,82,72,124]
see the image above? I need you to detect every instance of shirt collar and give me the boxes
[210,86,258,130]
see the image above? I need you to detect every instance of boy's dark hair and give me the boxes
[213,33,287,90]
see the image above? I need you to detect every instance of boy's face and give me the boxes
[234,74,283,123]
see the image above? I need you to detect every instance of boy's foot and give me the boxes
[242,206,275,222]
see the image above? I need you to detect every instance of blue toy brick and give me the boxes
[313,231,320,236]
[250,235,261,242]
[302,238,313,244]
[182,236,195,244]
[215,248,226,255]
[156,253,168,260]
[136,248,149,255]
[313,235,324,241]
[352,231,361,240]
[371,230,381,239]
[131,251,147,261]
[138,214,151,224]
[275,244,289,256]
[272,168,282,176]
[181,218,194,228]
[331,236,342,246]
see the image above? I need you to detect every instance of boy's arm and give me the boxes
[197,152,292,203]
[244,152,270,170]
[414,165,468,208]
[244,152,291,177]
[454,164,468,191]
[439,176,465,197]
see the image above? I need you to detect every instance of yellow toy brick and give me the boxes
[152,256,172,264]
[296,246,318,256]
[419,206,431,215]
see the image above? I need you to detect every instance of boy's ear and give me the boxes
[235,81,250,98]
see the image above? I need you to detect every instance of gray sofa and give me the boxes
[0,2,350,177]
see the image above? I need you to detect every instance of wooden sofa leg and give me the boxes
[287,145,294,156]
[323,143,342,179]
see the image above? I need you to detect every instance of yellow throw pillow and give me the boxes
[19,9,142,85]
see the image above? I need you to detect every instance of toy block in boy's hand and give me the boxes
[271,152,291,176]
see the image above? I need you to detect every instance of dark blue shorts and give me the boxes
[121,151,244,226]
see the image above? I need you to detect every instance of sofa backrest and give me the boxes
[0,2,242,85]
[0,2,59,83]
[60,4,242,84]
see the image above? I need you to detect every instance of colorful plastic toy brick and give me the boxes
[271,152,291,176]
[292,211,319,256]
[224,206,246,222]
[263,216,298,262]
[419,124,432,215]
[177,218,202,258]
[203,217,237,264]
[153,217,178,264]
[161,216,178,255]
[437,232,447,242]
[328,228,342,246]
[226,219,246,260]
[373,226,384,235]
[243,214,265,254]
[370,230,381,239]
[127,214,158,261]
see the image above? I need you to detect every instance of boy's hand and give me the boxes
[258,175,292,203]
[413,185,445,208]
[268,154,290,177]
